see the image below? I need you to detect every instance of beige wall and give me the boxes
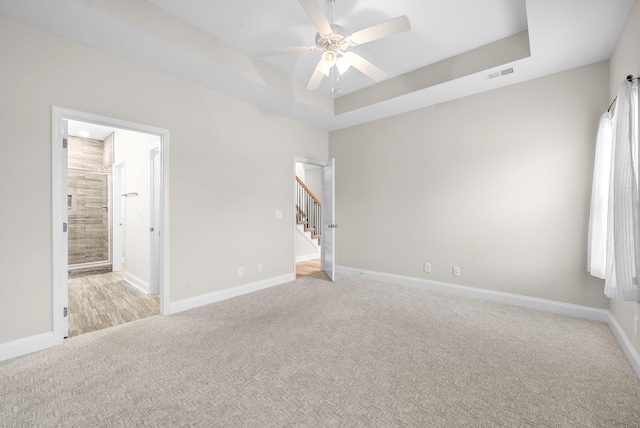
[0,15,327,344]
[330,61,610,309]
[295,231,319,259]
[295,164,322,198]
[608,0,640,355]
[304,168,322,200]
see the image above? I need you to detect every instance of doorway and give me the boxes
[293,158,335,281]
[52,107,169,344]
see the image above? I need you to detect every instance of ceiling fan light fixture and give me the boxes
[322,50,337,66]
[320,50,337,76]
[336,55,351,75]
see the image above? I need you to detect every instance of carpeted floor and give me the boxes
[1,274,639,427]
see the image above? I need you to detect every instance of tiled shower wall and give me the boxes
[68,135,113,266]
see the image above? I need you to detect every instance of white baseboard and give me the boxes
[0,332,54,362]
[169,273,296,315]
[124,271,149,294]
[296,254,321,263]
[607,313,640,378]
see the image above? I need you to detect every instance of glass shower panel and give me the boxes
[68,171,110,265]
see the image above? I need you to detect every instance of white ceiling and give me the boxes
[67,120,117,141]
[147,0,529,96]
[0,0,634,131]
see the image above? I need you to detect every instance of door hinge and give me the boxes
[63,138,67,149]
[63,307,68,317]
[63,222,68,232]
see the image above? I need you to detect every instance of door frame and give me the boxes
[292,157,335,280]
[52,106,170,345]
[148,143,161,295]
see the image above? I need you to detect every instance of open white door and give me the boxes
[149,145,161,295]
[322,158,336,281]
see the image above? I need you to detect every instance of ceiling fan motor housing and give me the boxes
[315,24,348,54]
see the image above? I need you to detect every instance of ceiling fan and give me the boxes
[256,0,411,91]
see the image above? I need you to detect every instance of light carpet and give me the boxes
[1,275,640,427]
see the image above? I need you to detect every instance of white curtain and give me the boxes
[587,111,613,279]
[589,79,640,301]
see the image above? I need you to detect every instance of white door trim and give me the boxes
[52,106,170,345]
[148,143,161,295]
[53,119,69,339]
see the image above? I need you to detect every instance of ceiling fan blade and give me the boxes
[298,0,333,38]
[347,15,411,46]
[256,46,315,57]
[307,59,326,90]
[344,52,387,82]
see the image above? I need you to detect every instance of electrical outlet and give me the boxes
[634,315,639,337]
[257,264,263,273]
[237,267,243,277]
[275,210,283,219]
[452,266,461,277]
[423,263,431,273]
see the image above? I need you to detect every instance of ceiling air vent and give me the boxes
[484,66,515,81]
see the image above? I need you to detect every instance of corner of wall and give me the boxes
[607,0,640,359]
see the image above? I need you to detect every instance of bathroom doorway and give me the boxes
[65,121,162,337]
[52,107,169,343]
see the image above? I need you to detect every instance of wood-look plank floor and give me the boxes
[296,258,326,279]
[68,271,159,338]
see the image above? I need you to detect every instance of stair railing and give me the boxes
[296,176,322,243]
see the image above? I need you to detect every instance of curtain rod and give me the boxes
[608,75,639,112]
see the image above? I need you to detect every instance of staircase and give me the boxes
[296,205,321,245]
[296,176,321,246]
